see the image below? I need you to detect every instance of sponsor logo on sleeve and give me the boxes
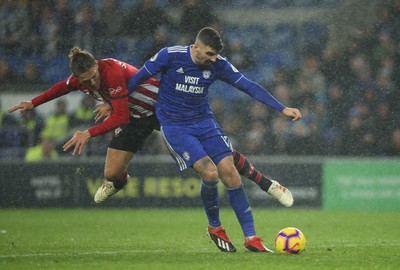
[109,86,122,95]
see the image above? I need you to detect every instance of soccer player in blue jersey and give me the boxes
[127,27,302,253]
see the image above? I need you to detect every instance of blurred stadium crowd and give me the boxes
[1,0,400,161]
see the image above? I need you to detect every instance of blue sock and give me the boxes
[201,180,221,228]
[227,185,256,237]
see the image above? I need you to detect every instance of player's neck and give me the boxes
[189,45,200,65]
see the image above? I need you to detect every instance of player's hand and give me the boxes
[93,103,112,123]
[7,101,34,113]
[63,130,91,155]
[282,107,302,121]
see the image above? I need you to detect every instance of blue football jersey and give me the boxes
[127,45,285,126]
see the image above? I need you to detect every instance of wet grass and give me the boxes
[1,208,399,270]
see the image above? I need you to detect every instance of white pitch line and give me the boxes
[1,242,400,259]
[0,248,212,259]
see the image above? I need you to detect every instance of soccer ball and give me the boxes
[275,227,306,254]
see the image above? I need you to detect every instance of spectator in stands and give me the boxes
[224,38,255,71]
[298,52,327,99]
[125,0,172,39]
[390,0,400,41]
[244,120,272,155]
[19,109,44,148]
[74,2,102,55]
[25,136,58,162]
[320,43,346,87]
[140,26,171,65]
[270,117,289,154]
[219,115,243,151]
[384,128,400,156]
[0,59,16,85]
[272,84,292,107]
[372,28,396,68]
[354,68,378,108]
[54,0,75,54]
[373,4,395,42]
[0,1,28,57]
[210,96,227,125]
[71,95,97,128]
[178,0,217,37]
[97,0,125,55]
[291,75,316,109]
[375,54,398,93]
[20,61,44,85]
[39,5,62,57]
[41,99,71,144]
[24,1,45,57]
[373,102,394,155]
[286,107,321,155]
[247,101,271,128]
[340,103,376,156]
[322,84,347,155]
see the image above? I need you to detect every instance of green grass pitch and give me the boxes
[1,208,399,270]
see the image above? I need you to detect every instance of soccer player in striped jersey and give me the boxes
[8,47,292,209]
[127,27,302,252]
[8,47,160,203]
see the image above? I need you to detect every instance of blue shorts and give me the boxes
[161,118,233,171]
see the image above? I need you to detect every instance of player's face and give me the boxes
[192,41,218,66]
[77,65,101,91]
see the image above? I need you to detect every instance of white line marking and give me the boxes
[0,248,213,259]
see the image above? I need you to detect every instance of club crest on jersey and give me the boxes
[114,127,122,137]
[202,70,211,79]
[150,53,158,62]
[182,151,190,161]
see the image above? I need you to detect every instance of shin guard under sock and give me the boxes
[227,185,256,237]
[201,180,221,228]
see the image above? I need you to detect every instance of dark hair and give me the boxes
[196,27,223,53]
[68,47,96,76]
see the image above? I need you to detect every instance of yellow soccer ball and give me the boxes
[275,227,306,254]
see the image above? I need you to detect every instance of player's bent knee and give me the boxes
[201,169,219,182]
[194,157,219,181]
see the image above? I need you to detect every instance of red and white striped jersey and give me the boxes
[31,58,160,137]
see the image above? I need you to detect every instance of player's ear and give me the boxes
[193,41,199,50]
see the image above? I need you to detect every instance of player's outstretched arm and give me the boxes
[282,107,302,121]
[7,101,34,113]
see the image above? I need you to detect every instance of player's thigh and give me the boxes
[201,135,233,167]
[104,148,134,179]
[161,125,207,171]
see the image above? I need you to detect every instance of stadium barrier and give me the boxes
[0,156,321,208]
[1,156,398,209]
